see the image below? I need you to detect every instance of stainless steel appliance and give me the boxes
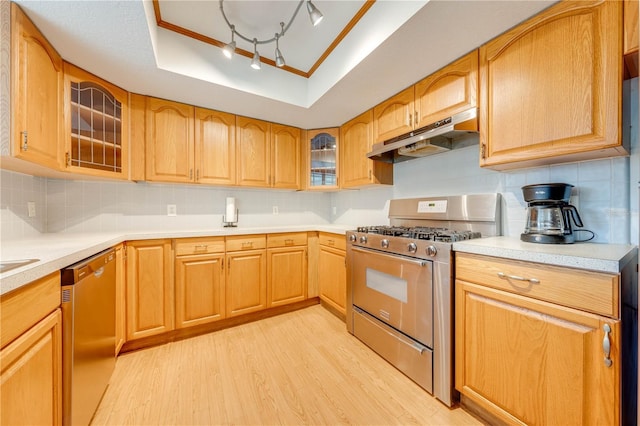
[521,183,593,244]
[61,248,116,426]
[346,194,500,407]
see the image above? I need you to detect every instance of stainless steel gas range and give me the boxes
[346,194,501,407]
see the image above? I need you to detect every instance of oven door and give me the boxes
[351,246,433,347]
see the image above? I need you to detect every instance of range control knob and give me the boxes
[381,239,389,248]
[407,242,417,253]
[349,234,357,242]
[426,245,438,257]
[359,235,368,244]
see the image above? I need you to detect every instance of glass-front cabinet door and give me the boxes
[306,128,339,190]
[63,62,128,178]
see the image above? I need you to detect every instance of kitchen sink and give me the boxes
[0,259,39,273]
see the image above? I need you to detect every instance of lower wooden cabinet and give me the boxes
[126,239,174,340]
[318,233,346,315]
[267,233,308,307]
[115,243,126,355]
[175,238,226,328]
[225,235,267,317]
[455,253,621,425]
[1,309,62,426]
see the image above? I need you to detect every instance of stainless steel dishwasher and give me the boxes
[61,248,116,426]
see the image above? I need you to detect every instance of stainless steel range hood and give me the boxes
[367,108,478,163]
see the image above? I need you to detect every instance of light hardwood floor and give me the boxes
[92,305,483,425]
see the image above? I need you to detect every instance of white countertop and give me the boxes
[0,225,353,295]
[453,236,637,274]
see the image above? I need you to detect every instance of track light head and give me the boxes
[306,0,323,26]
[275,34,285,67]
[251,39,261,70]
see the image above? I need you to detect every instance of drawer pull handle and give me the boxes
[603,324,613,367]
[497,272,539,284]
[241,242,254,249]
[285,239,294,245]
[194,244,208,251]
[327,239,335,246]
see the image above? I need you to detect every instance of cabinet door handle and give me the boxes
[603,324,613,367]
[497,272,540,284]
[189,169,193,180]
[414,110,418,126]
[408,111,412,127]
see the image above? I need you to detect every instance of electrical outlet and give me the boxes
[167,204,177,216]
[332,206,337,215]
[272,206,279,215]
[27,202,36,218]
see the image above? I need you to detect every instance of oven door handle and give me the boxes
[350,247,428,267]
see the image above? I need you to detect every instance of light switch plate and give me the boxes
[27,202,36,217]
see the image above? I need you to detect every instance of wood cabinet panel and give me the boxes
[225,249,267,317]
[175,237,225,256]
[267,246,307,307]
[373,86,414,143]
[456,280,620,425]
[340,109,392,188]
[115,244,126,355]
[625,0,639,55]
[1,309,62,426]
[319,232,346,251]
[0,271,60,349]
[236,116,270,187]
[414,49,478,126]
[175,253,225,328]
[195,107,236,185]
[126,240,174,340]
[479,0,624,169]
[271,123,300,189]
[145,97,194,182]
[318,243,346,315]
[225,235,266,251]
[267,232,307,248]
[10,3,63,170]
[456,253,619,318]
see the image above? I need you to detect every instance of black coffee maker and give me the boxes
[521,183,593,244]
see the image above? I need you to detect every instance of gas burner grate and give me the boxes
[356,225,482,242]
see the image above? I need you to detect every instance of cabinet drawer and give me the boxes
[1,271,61,348]
[319,233,345,251]
[175,237,225,256]
[225,235,266,252]
[267,232,307,248]
[455,253,619,318]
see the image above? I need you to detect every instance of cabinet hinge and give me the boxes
[65,152,71,168]
[481,143,486,159]
[368,169,372,180]
[21,131,28,151]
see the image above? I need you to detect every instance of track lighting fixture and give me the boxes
[219,0,323,70]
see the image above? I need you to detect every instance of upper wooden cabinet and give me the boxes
[195,107,236,185]
[10,3,63,171]
[414,50,478,127]
[373,50,479,144]
[479,0,625,170]
[305,128,340,190]
[236,116,271,188]
[340,109,392,188]
[63,62,129,179]
[271,123,301,189]
[624,0,639,78]
[145,97,195,183]
[373,86,415,143]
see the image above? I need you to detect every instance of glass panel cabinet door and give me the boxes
[64,63,129,178]
[307,128,339,190]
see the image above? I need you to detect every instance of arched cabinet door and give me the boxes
[306,128,339,190]
[479,0,624,170]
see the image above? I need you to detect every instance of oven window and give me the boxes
[365,268,408,303]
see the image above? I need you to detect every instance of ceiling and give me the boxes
[14,0,556,129]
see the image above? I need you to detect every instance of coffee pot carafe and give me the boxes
[520,183,594,244]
